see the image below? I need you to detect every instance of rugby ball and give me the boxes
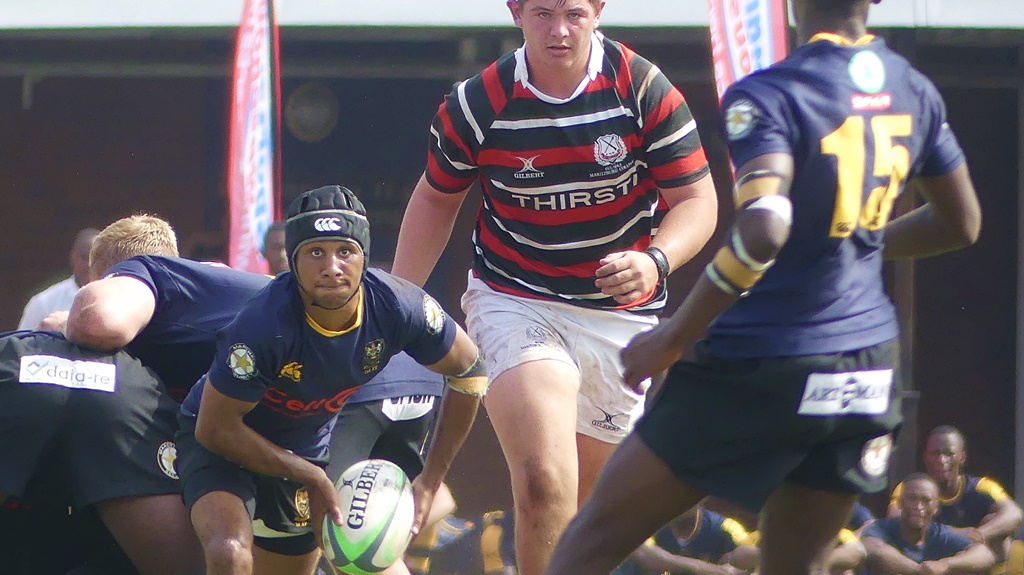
[321,459,415,575]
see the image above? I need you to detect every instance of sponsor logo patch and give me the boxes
[513,154,545,180]
[851,92,892,111]
[157,441,179,479]
[797,369,892,416]
[860,434,893,478]
[591,408,628,433]
[278,361,302,383]
[314,217,342,232]
[227,344,258,380]
[725,99,758,141]
[19,355,116,392]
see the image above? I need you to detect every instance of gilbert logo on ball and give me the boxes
[322,459,415,575]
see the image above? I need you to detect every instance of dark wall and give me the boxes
[1,76,211,329]
[911,87,1019,491]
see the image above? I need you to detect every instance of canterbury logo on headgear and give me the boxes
[314,217,342,232]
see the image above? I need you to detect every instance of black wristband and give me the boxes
[644,246,670,283]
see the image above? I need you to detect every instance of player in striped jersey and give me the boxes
[393,2,718,574]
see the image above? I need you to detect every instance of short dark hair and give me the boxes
[927,425,966,448]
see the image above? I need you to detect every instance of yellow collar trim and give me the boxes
[940,476,965,505]
[305,289,363,337]
[809,32,875,46]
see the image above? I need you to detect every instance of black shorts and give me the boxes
[636,339,902,513]
[0,344,181,507]
[324,395,438,483]
[176,414,325,556]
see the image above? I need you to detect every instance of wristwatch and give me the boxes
[644,246,670,283]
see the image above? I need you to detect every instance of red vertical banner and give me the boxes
[708,0,789,99]
[227,0,281,273]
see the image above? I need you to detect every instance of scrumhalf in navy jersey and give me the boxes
[105,255,270,401]
[427,32,709,313]
[709,34,966,358]
[180,269,457,459]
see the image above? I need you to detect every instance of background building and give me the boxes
[1,0,1022,517]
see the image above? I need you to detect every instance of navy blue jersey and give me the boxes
[181,269,457,458]
[652,508,748,564]
[709,34,965,357]
[348,351,445,404]
[890,475,1011,528]
[106,256,270,401]
[863,518,970,563]
[613,508,749,575]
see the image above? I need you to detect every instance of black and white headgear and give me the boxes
[285,185,370,274]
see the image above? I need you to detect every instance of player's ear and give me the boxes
[508,0,524,27]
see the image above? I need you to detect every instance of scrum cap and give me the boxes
[285,185,370,272]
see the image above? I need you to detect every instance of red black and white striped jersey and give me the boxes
[426,33,710,313]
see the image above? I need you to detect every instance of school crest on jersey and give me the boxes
[227,343,257,380]
[423,295,445,335]
[364,339,385,374]
[725,99,759,141]
[594,134,627,166]
[157,441,178,479]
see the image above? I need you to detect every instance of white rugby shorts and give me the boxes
[461,273,657,443]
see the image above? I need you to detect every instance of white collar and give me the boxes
[513,31,605,104]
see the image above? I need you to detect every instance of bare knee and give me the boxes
[520,457,574,506]
[204,535,253,573]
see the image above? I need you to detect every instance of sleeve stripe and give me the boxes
[457,81,486,146]
[429,126,475,172]
[646,118,697,153]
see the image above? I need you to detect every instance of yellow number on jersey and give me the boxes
[821,114,912,238]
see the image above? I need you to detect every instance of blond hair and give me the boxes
[90,214,179,279]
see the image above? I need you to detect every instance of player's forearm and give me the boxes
[195,415,323,486]
[978,502,1023,541]
[884,167,981,260]
[864,539,923,575]
[417,390,479,490]
[633,544,727,575]
[940,544,996,574]
[392,175,466,287]
[652,175,719,272]
[827,540,867,571]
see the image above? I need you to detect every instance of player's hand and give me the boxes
[595,250,660,305]
[308,469,343,528]
[37,310,69,332]
[621,324,682,393]
[409,475,437,538]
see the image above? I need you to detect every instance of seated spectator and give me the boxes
[612,506,758,575]
[18,228,98,330]
[262,220,289,275]
[416,510,516,575]
[889,426,1023,565]
[866,473,995,574]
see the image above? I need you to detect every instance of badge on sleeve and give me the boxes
[724,99,759,141]
[423,295,445,335]
[227,343,257,380]
[860,434,893,478]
